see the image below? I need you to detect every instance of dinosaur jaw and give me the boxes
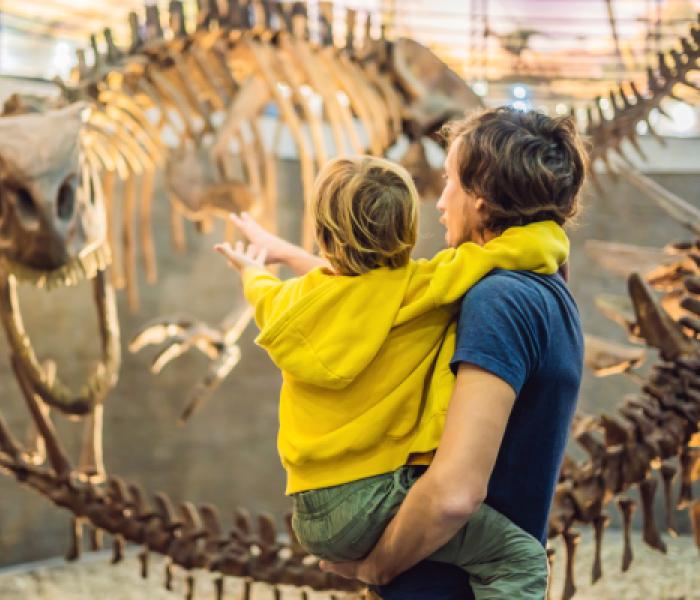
[0,242,121,418]
[0,242,111,290]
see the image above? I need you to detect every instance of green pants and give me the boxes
[291,466,547,599]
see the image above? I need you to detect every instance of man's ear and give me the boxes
[474,197,486,213]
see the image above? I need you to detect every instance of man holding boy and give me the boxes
[235,107,587,598]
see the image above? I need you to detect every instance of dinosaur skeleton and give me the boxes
[0,1,480,598]
[0,406,362,598]
[544,14,700,599]
[548,259,700,599]
[583,13,700,178]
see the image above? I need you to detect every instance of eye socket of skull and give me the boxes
[57,175,77,221]
[11,185,39,228]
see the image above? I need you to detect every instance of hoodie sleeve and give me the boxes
[241,267,289,329]
[422,220,569,307]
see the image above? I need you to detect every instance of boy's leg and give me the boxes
[428,504,548,600]
[292,466,426,562]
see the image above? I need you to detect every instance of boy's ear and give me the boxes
[474,197,486,213]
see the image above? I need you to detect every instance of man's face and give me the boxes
[436,140,484,247]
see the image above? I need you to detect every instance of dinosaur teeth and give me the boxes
[0,243,112,289]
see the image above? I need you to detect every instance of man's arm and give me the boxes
[321,363,516,584]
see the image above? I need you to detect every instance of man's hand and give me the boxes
[324,365,516,585]
[214,240,267,272]
[319,558,388,586]
[230,212,291,265]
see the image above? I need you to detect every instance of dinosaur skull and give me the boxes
[0,102,108,283]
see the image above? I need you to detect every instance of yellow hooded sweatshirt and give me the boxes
[242,221,569,494]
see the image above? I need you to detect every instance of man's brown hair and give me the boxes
[445,106,588,233]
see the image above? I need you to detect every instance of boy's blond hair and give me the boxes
[312,156,419,276]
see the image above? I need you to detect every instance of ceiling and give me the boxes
[0,0,699,113]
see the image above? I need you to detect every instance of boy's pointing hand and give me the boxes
[214,241,267,272]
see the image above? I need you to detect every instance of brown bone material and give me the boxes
[0,450,360,593]
[617,498,636,572]
[678,447,697,509]
[562,529,581,600]
[691,499,700,551]
[591,513,610,583]
[585,13,700,175]
[660,463,679,535]
[639,477,667,553]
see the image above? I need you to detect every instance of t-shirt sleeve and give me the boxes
[450,275,546,395]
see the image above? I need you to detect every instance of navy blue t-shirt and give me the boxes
[376,270,583,599]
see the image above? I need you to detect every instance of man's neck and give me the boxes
[465,228,497,246]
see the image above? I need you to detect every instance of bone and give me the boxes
[164,560,173,591]
[78,403,105,482]
[639,477,667,553]
[90,526,103,551]
[170,54,216,133]
[591,513,610,583]
[122,175,139,311]
[334,52,388,154]
[214,576,225,600]
[245,39,316,249]
[169,206,187,253]
[145,4,164,40]
[112,535,125,563]
[139,549,150,579]
[139,169,158,284]
[21,361,53,466]
[617,497,636,572]
[318,2,334,45]
[562,529,580,600]
[584,333,646,376]
[691,499,700,551]
[660,463,679,535]
[602,446,625,495]
[128,12,143,53]
[628,272,694,360]
[0,414,23,460]
[9,354,71,476]
[178,344,242,423]
[67,517,84,561]
[283,36,357,156]
[147,70,200,140]
[678,447,696,509]
[546,547,556,600]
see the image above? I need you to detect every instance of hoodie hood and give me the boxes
[255,266,412,389]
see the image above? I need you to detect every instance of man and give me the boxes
[233,107,586,598]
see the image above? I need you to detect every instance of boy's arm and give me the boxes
[231,212,329,276]
[425,220,569,306]
[241,267,287,330]
[215,241,289,330]
[277,244,329,276]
